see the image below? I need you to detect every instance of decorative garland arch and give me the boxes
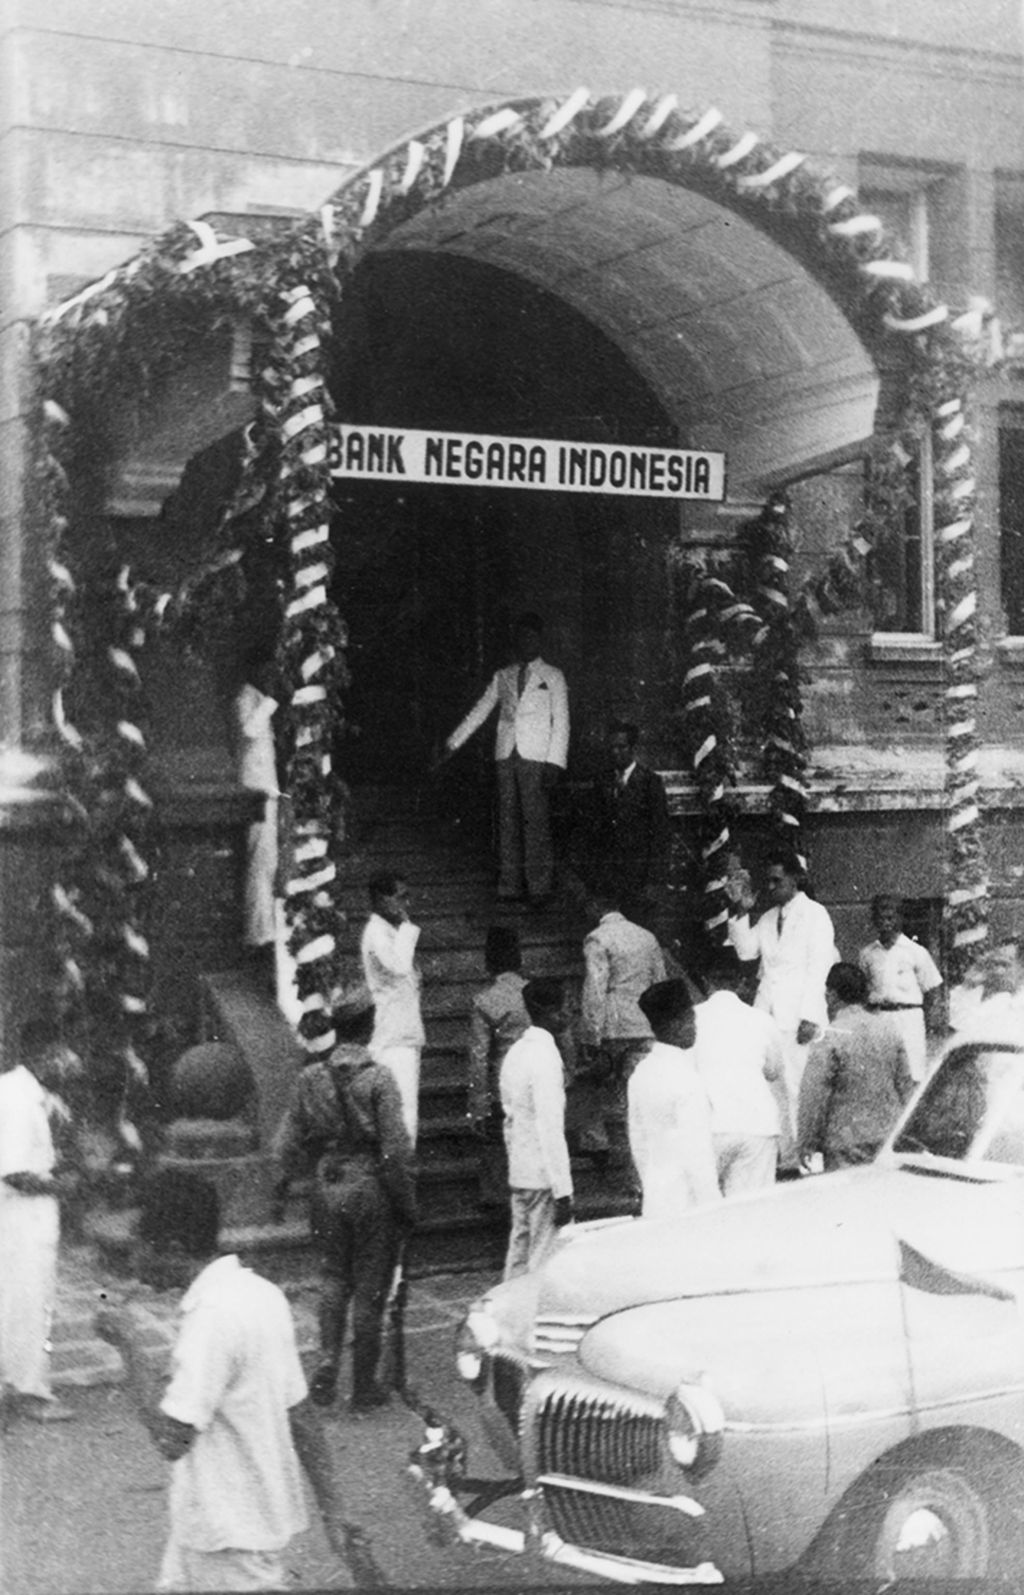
[33,87,988,1139]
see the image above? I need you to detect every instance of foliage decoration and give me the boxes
[734,495,810,868]
[32,88,993,1112]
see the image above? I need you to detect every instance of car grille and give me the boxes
[537,1385,662,1484]
[536,1386,708,1568]
[491,1353,525,1435]
[541,1487,706,1566]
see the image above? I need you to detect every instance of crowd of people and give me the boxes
[474,874,946,1281]
[6,608,1024,1591]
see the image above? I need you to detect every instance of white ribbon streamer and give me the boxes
[295,561,330,590]
[540,87,590,139]
[471,107,523,141]
[400,140,426,192]
[883,304,949,333]
[296,934,335,965]
[638,93,677,139]
[291,524,330,556]
[442,117,464,186]
[596,88,646,138]
[666,106,722,151]
[286,584,327,618]
[281,404,323,441]
[359,169,384,227]
[714,131,758,169]
[827,213,882,238]
[737,150,805,190]
[283,294,316,327]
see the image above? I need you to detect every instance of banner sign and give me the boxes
[328,424,726,502]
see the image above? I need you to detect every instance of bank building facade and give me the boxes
[1,0,1024,1216]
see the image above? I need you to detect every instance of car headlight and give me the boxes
[455,1303,501,1384]
[664,1380,725,1477]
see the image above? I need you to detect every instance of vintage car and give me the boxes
[409,1029,1024,1582]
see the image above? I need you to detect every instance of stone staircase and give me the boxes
[311,780,632,1270]
[93,780,634,1282]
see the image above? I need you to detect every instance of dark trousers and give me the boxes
[496,753,552,898]
[312,1159,399,1399]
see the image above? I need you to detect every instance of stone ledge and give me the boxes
[661,745,1024,815]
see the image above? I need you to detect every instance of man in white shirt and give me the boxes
[694,952,789,1193]
[234,658,280,962]
[628,981,719,1221]
[0,1019,78,1423]
[726,847,837,1146]
[440,612,569,906]
[360,871,425,1144]
[858,894,943,1082]
[500,977,574,1279]
[97,1170,351,1593]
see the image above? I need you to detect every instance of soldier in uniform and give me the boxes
[273,989,417,1414]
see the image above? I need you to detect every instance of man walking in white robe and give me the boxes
[628,981,719,1221]
[0,1019,77,1422]
[360,872,425,1144]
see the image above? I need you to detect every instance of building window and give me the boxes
[996,176,1024,333]
[856,161,951,649]
[859,157,954,286]
[867,434,936,641]
[1000,409,1024,637]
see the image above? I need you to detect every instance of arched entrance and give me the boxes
[36,89,984,1088]
[329,249,683,784]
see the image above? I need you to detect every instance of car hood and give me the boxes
[536,1161,1024,1326]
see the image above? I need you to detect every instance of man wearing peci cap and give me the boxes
[360,872,425,1145]
[466,925,530,1206]
[272,987,417,1414]
[629,981,720,1221]
[499,977,574,1279]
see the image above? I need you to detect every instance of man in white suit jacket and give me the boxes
[442,613,569,904]
[726,848,837,1149]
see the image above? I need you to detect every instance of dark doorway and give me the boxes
[329,479,510,785]
[327,250,681,789]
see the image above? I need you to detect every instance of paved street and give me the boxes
[1,1257,587,1594]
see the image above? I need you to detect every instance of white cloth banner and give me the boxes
[329,424,725,503]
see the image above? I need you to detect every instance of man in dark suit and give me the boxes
[591,721,670,927]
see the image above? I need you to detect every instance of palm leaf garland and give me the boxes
[30,90,993,1130]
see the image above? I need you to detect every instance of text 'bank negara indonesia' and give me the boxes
[329,425,726,502]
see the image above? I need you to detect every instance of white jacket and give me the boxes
[360,914,426,1050]
[500,1026,573,1198]
[580,912,666,1046]
[627,1041,720,1220]
[727,891,836,1037]
[693,990,787,1137]
[446,658,569,767]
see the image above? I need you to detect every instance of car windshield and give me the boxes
[893,1044,1024,1167]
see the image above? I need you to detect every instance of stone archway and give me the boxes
[36,89,984,1104]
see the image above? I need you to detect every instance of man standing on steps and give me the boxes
[233,652,281,992]
[438,612,569,908]
[578,888,666,1172]
[500,977,574,1279]
[360,871,425,1145]
[590,720,671,932]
